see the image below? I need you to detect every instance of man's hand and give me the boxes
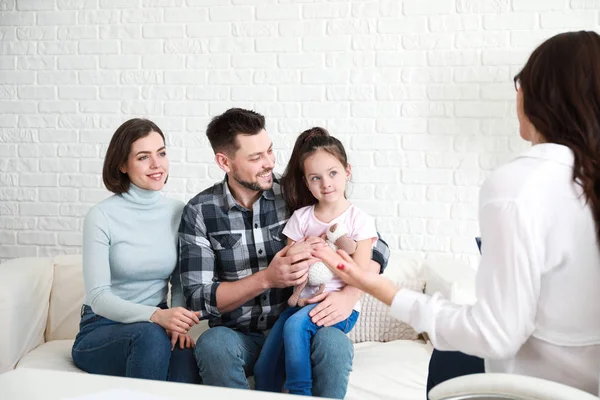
[167,330,195,350]
[262,243,317,289]
[286,236,326,257]
[306,289,358,327]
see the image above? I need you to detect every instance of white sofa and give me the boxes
[0,253,476,400]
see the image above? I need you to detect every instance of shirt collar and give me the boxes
[220,174,277,211]
[516,143,574,168]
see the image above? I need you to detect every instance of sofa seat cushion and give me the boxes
[17,338,433,400]
[347,340,433,400]
[16,340,82,373]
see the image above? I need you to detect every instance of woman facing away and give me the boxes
[253,128,378,396]
[71,118,201,383]
[314,30,600,396]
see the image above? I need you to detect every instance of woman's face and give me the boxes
[120,131,169,191]
[516,88,541,144]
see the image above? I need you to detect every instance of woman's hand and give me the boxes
[167,330,195,350]
[312,246,398,306]
[150,307,200,335]
[167,330,196,350]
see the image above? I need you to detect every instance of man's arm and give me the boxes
[179,203,317,315]
[178,203,222,318]
[372,233,390,273]
[215,244,313,313]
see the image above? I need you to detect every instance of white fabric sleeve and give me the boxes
[390,200,540,359]
[83,207,159,323]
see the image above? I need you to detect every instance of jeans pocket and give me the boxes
[79,306,101,328]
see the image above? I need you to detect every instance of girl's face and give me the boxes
[303,149,351,206]
[120,131,169,191]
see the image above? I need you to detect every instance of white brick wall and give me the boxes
[0,0,598,265]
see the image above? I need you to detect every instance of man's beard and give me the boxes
[232,168,273,192]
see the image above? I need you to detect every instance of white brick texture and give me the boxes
[0,1,598,264]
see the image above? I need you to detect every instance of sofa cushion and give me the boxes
[347,340,432,400]
[0,257,54,372]
[19,339,432,400]
[16,340,81,373]
[349,279,425,343]
[46,255,85,342]
[348,255,425,343]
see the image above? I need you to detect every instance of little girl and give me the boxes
[254,127,377,396]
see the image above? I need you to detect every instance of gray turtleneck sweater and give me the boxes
[82,184,185,323]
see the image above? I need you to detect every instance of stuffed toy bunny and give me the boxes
[288,223,357,307]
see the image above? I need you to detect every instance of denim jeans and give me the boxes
[195,315,354,399]
[426,349,484,399]
[71,304,200,383]
[254,304,359,397]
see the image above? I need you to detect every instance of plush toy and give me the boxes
[288,223,357,307]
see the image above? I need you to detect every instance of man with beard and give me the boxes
[178,108,389,398]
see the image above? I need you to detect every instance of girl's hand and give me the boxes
[167,330,195,350]
[150,307,200,334]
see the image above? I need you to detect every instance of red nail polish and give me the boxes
[337,263,345,270]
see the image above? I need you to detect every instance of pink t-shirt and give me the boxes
[283,204,377,311]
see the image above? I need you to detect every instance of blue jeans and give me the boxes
[71,304,200,383]
[254,304,359,397]
[195,317,354,399]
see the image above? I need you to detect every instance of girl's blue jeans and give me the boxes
[254,303,359,396]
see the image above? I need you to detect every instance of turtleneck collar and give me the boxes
[121,183,162,206]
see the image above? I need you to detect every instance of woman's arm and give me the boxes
[83,207,161,323]
[318,200,541,360]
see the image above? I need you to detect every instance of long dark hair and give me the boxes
[514,30,600,243]
[281,127,349,212]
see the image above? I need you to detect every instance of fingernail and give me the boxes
[337,263,345,270]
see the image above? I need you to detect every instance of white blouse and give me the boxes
[392,143,600,395]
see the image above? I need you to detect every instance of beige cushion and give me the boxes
[46,255,85,342]
[16,340,82,373]
[348,279,425,343]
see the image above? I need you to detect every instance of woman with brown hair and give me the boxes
[71,119,200,383]
[314,30,600,396]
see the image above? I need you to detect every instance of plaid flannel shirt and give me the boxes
[178,173,390,333]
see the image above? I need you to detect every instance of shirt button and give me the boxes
[258,249,263,255]
[260,316,265,321]
[254,223,258,229]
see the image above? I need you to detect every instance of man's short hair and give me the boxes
[206,108,265,155]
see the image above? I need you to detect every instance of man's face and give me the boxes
[227,129,275,193]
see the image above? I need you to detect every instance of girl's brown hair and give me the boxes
[281,127,349,212]
[514,30,600,243]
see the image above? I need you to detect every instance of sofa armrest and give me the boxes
[0,257,54,373]
[428,373,598,400]
[420,258,476,305]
